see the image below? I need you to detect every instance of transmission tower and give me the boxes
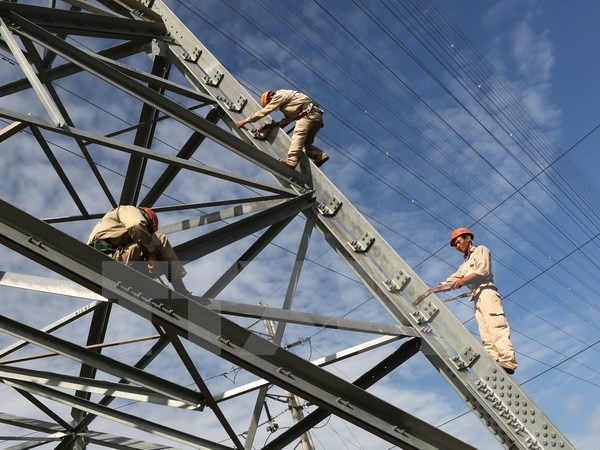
[0,1,575,449]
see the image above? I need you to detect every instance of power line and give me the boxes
[170,0,600,385]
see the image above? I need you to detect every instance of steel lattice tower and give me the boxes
[0,1,575,449]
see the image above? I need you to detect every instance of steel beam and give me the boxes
[1,379,233,450]
[0,314,203,408]
[244,220,313,449]
[29,125,89,217]
[173,192,316,263]
[81,431,185,450]
[202,218,294,298]
[19,36,116,208]
[58,0,122,18]
[162,326,244,449]
[0,335,160,365]
[0,296,104,359]
[6,13,309,184]
[96,52,216,104]
[120,54,171,205]
[0,271,104,302]
[213,335,402,403]
[0,18,65,127]
[264,338,422,449]
[0,413,63,435]
[0,107,295,196]
[0,2,165,39]
[0,41,145,98]
[11,387,73,431]
[0,198,473,450]
[140,107,223,207]
[158,198,288,235]
[0,121,27,142]
[68,335,173,437]
[0,365,200,409]
[71,302,112,421]
[199,297,417,336]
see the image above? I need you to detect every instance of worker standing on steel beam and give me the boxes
[235,89,329,170]
[414,227,518,374]
[87,205,191,296]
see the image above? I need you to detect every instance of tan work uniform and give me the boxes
[245,89,326,163]
[87,205,186,282]
[440,245,518,370]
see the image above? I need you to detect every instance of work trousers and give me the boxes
[287,113,325,162]
[474,289,518,370]
[110,233,186,282]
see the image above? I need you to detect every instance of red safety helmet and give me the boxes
[138,207,158,233]
[260,90,274,107]
[450,227,474,247]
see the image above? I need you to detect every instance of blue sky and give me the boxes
[164,0,600,447]
[0,0,598,449]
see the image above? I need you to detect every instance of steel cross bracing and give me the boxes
[0,1,574,450]
[0,199,470,450]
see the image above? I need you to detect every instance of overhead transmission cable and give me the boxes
[170,0,600,380]
[391,0,600,253]
[350,0,600,280]
[172,0,596,352]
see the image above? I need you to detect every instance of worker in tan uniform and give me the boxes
[87,205,190,295]
[413,227,518,374]
[235,89,329,170]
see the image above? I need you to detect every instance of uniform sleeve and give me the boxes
[245,91,289,122]
[470,245,492,277]
[439,268,463,289]
[118,206,161,255]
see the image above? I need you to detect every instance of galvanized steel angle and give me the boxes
[450,345,479,370]
[409,309,428,325]
[383,270,410,292]
[215,93,246,112]
[183,47,202,62]
[473,378,534,441]
[233,94,247,112]
[348,231,374,253]
[419,300,439,321]
[203,69,224,87]
[318,196,342,216]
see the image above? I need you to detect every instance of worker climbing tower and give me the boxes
[0,1,575,449]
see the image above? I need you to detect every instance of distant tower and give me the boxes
[0,1,574,449]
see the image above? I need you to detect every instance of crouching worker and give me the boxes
[87,205,190,296]
[413,227,518,374]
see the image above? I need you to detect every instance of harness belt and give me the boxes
[301,102,324,116]
[90,239,118,254]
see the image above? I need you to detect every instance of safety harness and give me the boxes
[90,239,118,254]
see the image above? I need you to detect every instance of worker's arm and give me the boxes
[235,91,290,128]
[235,117,253,129]
[450,272,488,288]
[413,265,465,306]
[254,116,295,133]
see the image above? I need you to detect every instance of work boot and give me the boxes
[501,366,515,375]
[313,151,329,168]
[280,159,298,170]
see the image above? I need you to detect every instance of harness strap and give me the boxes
[301,102,323,116]
[90,239,118,254]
